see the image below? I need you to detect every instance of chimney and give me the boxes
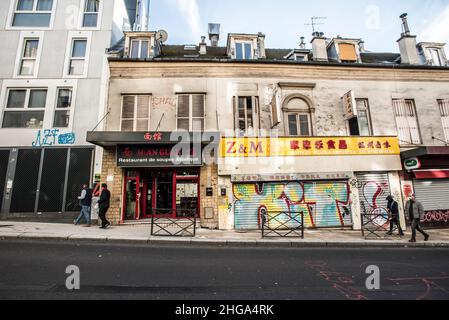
[358,40,365,53]
[257,32,266,59]
[208,23,220,47]
[397,13,420,65]
[311,31,328,61]
[299,37,306,49]
[199,36,207,55]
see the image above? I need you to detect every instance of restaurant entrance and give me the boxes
[123,168,200,221]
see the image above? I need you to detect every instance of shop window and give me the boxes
[177,94,205,132]
[234,96,259,134]
[53,88,72,128]
[12,0,53,27]
[349,99,372,136]
[82,0,100,27]
[121,95,151,131]
[439,99,449,143]
[393,99,421,145]
[2,88,47,128]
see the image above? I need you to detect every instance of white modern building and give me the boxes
[0,0,149,221]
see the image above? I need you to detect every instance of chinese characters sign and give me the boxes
[220,137,400,158]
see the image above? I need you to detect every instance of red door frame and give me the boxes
[122,168,201,221]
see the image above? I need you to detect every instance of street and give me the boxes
[0,240,448,300]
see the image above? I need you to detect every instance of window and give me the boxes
[12,0,53,27]
[428,48,443,66]
[235,42,253,60]
[19,39,39,76]
[393,99,421,145]
[130,39,150,59]
[2,88,47,128]
[68,39,87,75]
[349,99,372,136]
[53,88,72,128]
[82,0,100,27]
[294,54,306,61]
[439,99,449,143]
[121,95,151,131]
[339,43,358,62]
[177,94,205,131]
[234,96,260,133]
[288,113,311,136]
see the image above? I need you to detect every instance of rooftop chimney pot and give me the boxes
[400,13,411,36]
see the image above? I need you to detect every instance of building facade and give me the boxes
[87,16,449,231]
[0,0,143,221]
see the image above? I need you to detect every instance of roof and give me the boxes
[360,52,401,64]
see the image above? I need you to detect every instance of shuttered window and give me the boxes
[439,99,449,143]
[339,43,358,62]
[120,95,151,131]
[177,94,205,131]
[393,99,421,145]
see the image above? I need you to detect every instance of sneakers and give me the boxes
[425,235,430,242]
[409,239,416,243]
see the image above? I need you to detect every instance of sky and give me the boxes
[148,0,449,53]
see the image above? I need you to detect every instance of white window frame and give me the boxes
[6,0,57,30]
[120,95,152,132]
[130,38,151,59]
[2,87,48,129]
[176,94,206,132]
[438,99,449,143]
[63,31,92,78]
[234,41,254,60]
[14,31,44,79]
[78,0,103,30]
[286,112,311,137]
[234,96,259,133]
[354,98,373,136]
[393,99,422,145]
[52,87,75,129]
[428,48,443,66]
[294,54,307,62]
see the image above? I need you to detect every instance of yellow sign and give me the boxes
[220,137,400,158]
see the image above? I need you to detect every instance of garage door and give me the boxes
[414,179,449,229]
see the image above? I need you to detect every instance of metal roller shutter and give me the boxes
[356,173,391,218]
[233,181,352,230]
[413,180,449,211]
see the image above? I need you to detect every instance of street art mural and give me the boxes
[233,182,352,229]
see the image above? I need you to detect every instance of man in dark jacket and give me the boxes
[405,195,430,243]
[97,183,111,229]
[386,195,404,236]
[74,184,93,227]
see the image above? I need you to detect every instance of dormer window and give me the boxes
[428,48,443,66]
[294,54,307,61]
[235,42,253,60]
[130,38,150,59]
[338,43,358,62]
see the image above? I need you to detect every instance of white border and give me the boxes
[5,0,58,30]
[63,30,92,78]
[13,31,45,79]
[78,0,104,31]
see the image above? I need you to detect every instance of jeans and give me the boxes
[75,205,91,225]
[411,218,428,240]
[99,207,110,228]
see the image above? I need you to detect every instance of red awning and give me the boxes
[413,170,449,179]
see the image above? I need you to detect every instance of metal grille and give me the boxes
[37,149,67,213]
[151,215,197,237]
[65,148,93,212]
[0,150,10,211]
[10,149,41,213]
[261,210,304,239]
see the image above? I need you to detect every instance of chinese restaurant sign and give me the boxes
[220,137,400,158]
[117,145,202,167]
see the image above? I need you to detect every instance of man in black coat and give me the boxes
[97,183,111,229]
[386,195,404,236]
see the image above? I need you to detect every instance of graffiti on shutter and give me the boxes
[233,181,352,230]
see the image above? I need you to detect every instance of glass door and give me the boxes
[154,170,174,216]
[175,179,199,218]
[124,170,141,220]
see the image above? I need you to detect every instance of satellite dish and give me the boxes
[156,30,168,43]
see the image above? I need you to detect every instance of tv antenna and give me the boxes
[305,17,327,34]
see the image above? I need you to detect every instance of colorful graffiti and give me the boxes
[359,180,390,227]
[423,210,449,229]
[233,182,352,229]
[32,129,75,147]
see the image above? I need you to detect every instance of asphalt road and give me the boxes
[0,240,448,300]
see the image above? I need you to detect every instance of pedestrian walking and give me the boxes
[386,195,404,236]
[97,183,111,229]
[405,195,430,243]
[74,184,93,227]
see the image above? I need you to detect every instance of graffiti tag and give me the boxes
[424,210,449,223]
[32,129,76,147]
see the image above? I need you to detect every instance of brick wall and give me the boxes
[100,148,123,225]
[200,164,219,229]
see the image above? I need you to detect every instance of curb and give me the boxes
[1,233,449,248]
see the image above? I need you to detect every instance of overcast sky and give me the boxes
[149,0,449,53]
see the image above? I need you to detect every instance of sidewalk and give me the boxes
[1,221,449,248]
